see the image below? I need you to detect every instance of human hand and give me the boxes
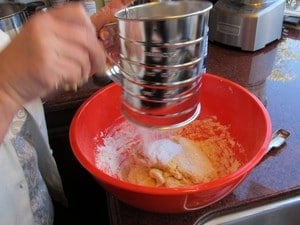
[0,3,106,108]
[91,0,134,36]
[90,0,133,79]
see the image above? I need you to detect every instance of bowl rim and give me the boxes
[69,73,272,195]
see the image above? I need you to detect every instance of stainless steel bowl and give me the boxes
[0,2,27,38]
[0,1,46,38]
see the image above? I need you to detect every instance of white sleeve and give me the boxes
[0,29,11,51]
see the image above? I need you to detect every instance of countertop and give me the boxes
[106,28,300,224]
[44,27,300,224]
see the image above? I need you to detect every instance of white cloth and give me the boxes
[0,29,66,225]
[0,29,11,49]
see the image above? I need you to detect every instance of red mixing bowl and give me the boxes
[69,73,272,213]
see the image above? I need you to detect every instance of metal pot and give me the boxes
[0,1,45,38]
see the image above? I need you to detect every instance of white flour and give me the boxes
[95,119,178,177]
[95,120,140,177]
[145,139,183,164]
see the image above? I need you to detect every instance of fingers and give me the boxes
[49,2,96,35]
[50,19,104,77]
[47,3,106,81]
[90,0,135,76]
[91,0,134,32]
[0,2,109,109]
[19,3,106,92]
[54,42,91,81]
[53,57,90,91]
[99,23,118,47]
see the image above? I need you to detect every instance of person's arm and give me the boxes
[0,3,106,143]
